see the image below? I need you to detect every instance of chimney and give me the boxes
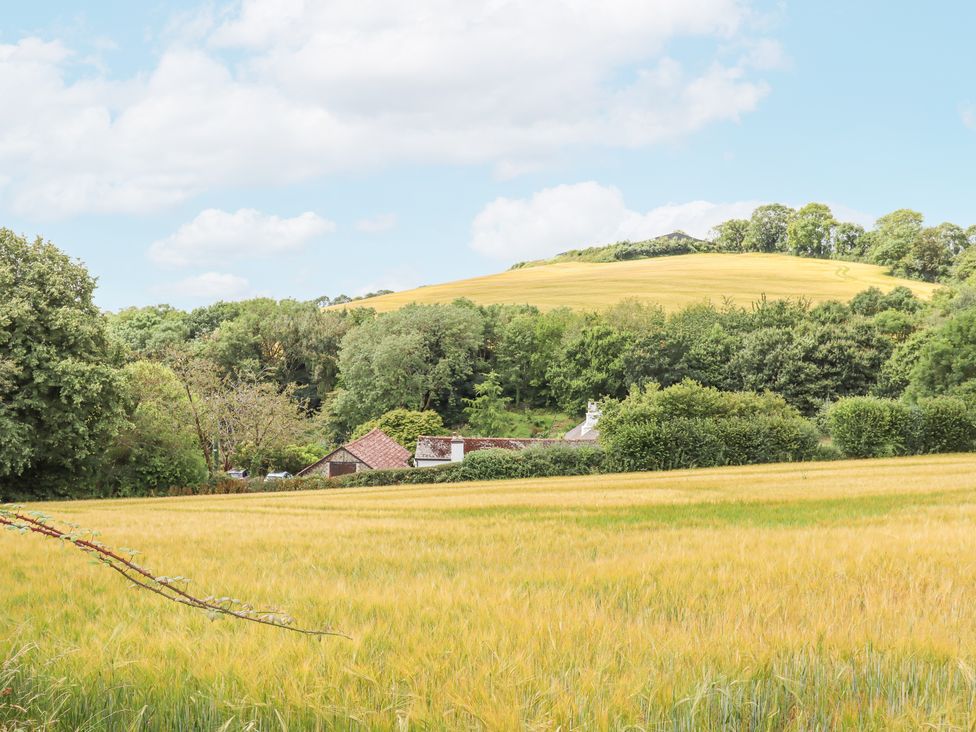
[581,401,602,437]
[450,434,465,463]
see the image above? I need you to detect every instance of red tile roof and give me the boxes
[298,428,410,475]
[344,428,412,469]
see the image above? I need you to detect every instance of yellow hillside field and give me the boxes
[344,253,940,312]
[5,455,976,728]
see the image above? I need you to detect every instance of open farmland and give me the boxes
[5,455,976,729]
[340,253,940,313]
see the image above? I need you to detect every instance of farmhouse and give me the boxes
[297,428,410,477]
[563,401,602,441]
[414,435,591,467]
[414,401,603,467]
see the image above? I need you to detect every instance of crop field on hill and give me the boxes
[344,253,940,313]
[5,455,976,729]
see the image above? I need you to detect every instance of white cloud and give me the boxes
[158,271,251,300]
[739,38,789,71]
[471,182,759,260]
[355,212,397,234]
[148,208,334,267]
[0,0,778,217]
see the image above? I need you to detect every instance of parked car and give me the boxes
[264,471,293,482]
[227,469,249,479]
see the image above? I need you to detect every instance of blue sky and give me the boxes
[2,1,974,311]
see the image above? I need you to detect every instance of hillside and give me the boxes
[346,252,940,313]
[511,230,708,268]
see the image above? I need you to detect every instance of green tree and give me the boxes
[710,219,749,252]
[901,227,954,282]
[873,330,933,398]
[952,247,976,283]
[787,203,836,258]
[464,372,511,436]
[833,222,867,258]
[546,323,634,412]
[654,304,742,390]
[869,209,924,266]
[907,309,976,398]
[351,408,446,452]
[932,222,969,257]
[185,301,244,339]
[733,320,892,414]
[107,305,191,359]
[494,309,569,406]
[205,299,353,407]
[743,204,794,252]
[168,356,309,473]
[331,303,484,429]
[0,230,127,500]
[99,361,208,495]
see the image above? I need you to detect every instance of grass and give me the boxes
[341,253,940,313]
[4,454,976,729]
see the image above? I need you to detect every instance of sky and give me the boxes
[1,1,975,311]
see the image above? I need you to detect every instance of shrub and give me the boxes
[456,445,605,481]
[812,442,845,461]
[600,380,817,472]
[826,397,913,458]
[350,409,446,452]
[604,417,724,472]
[911,397,976,454]
[340,462,462,487]
[827,395,976,458]
[716,416,819,465]
[455,448,524,481]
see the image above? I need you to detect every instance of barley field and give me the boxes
[5,455,976,730]
[341,253,939,313]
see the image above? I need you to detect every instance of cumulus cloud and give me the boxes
[0,0,778,216]
[355,213,397,234]
[157,271,251,300]
[470,182,759,260]
[148,208,334,267]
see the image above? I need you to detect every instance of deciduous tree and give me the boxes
[787,203,836,258]
[743,204,794,252]
[0,230,127,500]
[331,303,484,429]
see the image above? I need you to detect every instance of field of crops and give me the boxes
[344,253,940,313]
[5,455,976,729]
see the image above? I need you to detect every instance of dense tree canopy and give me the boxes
[743,204,794,253]
[787,203,837,258]
[331,303,485,429]
[0,230,127,500]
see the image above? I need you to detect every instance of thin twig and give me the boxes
[0,506,349,639]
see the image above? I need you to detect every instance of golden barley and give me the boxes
[336,253,939,313]
[3,454,976,729]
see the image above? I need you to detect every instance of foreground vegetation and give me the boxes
[5,455,976,729]
[340,253,936,313]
